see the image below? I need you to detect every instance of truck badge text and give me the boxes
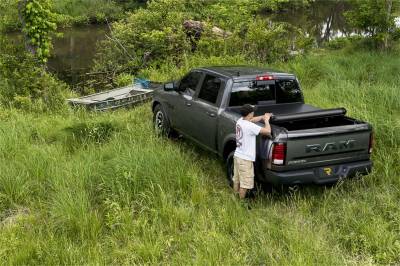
[306,139,356,153]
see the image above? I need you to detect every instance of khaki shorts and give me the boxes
[233,156,254,189]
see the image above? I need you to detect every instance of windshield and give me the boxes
[229,79,303,106]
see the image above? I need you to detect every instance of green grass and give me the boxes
[0,50,399,265]
[54,0,125,26]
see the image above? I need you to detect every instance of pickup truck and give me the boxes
[151,66,373,186]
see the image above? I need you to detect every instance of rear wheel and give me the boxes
[226,151,235,187]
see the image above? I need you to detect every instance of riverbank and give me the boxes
[0,0,142,32]
[0,50,399,264]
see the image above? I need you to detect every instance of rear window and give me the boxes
[275,79,303,103]
[229,79,302,106]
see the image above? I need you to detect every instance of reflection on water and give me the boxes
[267,1,352,45]
[48,25,107,85]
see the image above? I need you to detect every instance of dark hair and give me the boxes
[240,104,255,117]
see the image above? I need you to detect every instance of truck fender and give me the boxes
[152,101,161,112]
[222,134,236,160]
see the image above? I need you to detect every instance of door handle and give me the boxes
[186,102,192,107]
[207,112,216,117]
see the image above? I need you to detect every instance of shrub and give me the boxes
[345,0,400,49]
[0,36,68,112]
[93,0,313,85]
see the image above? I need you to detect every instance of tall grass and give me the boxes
[0,50,399,264]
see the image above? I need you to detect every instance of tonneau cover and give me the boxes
[253,103,320,116]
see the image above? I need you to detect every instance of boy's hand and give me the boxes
[264,113,272,121]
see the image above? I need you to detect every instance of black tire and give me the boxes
[153,104,173,137]
[226,151,235,187]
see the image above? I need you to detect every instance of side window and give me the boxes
[198,74,222,104]
[179,71,202,95]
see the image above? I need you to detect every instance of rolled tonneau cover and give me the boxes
[270,108,347,123]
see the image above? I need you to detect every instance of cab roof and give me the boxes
[196,66,295,80]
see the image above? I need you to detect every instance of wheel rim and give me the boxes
[155,110,164,133]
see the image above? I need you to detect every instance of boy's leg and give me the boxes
[238,159,254,199]
[239,187,248,199]
[233,157,240,193]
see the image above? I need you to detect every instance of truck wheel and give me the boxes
[226,151,235,187]
[153,105,172,137]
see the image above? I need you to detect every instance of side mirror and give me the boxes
[164,82,176,91]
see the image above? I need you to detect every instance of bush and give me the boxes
[0,36,68,112]
[345,0,400,49]
[93,0,313,84]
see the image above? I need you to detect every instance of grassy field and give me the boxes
[0,50,399,265]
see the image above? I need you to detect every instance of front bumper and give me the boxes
[262,160,373,185]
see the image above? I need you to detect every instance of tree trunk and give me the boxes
[384,0,393,50]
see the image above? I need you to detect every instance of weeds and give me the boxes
[0,51,398,264]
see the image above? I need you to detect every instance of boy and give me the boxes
[233,104,272,199]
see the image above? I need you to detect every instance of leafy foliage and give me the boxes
[20,0,57,63]
[345,0,400,49]
[93,0,313,81]
[0,34,68,111]
[0,0,20,31]
[53,0,124,25]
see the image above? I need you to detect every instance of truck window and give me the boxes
[179,71,203,95]
[276,79,302,103]
[229,81,275,106]
[229,79,302,106]
[198,74,222,104]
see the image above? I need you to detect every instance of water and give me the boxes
[48,25,107,85]
[266,1,353,45]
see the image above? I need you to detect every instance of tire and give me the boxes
[153,104,173,137]
[226,151,235,187]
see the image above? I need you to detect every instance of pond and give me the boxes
[48,25,107,86]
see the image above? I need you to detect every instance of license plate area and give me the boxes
[319,166,339,178]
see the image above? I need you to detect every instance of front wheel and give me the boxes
[153,105,172,137]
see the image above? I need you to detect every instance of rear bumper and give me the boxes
[261,160,372,185]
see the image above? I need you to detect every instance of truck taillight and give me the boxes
[272,143,286,165]
[256,75,274,81]
[369,132,374,154]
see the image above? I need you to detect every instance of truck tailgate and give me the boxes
[282,124,371,170]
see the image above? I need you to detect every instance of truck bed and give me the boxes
[228,103,372,172]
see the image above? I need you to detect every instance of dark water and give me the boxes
[48,25,107,85]
[7,1,356,86]
[267,1,353,45]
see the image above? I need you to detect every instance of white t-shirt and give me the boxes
[234,117,262,162]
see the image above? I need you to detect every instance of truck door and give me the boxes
[190,74,225,151]
[172,71,203,134]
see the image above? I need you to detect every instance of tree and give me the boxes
[18,0,57,64]
[345,0,400,49]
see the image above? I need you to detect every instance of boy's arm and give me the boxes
[259,113,272,136]
[250,115,264,123]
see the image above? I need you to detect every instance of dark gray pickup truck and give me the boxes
[152,66,373,186]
